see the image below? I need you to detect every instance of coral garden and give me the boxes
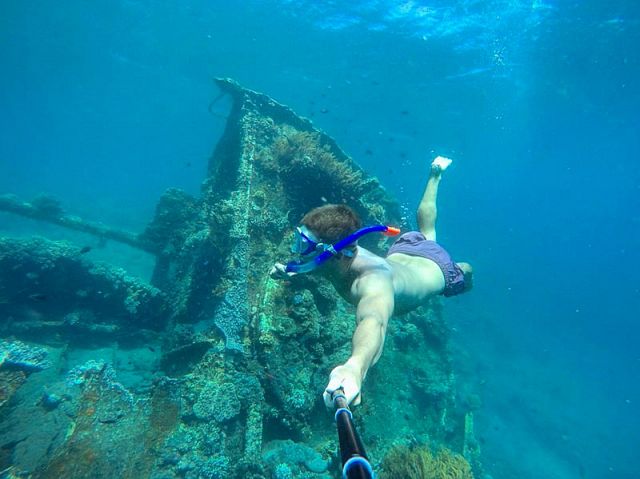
[0,79,482,478]
[380,444,474,479]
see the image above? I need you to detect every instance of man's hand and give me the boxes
[323,360,363,407]
[270,262,296,280]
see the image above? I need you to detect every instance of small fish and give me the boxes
[148,346,156,352]
[365,149,374,156]
[79,246,92,254]
[320,108,329,114]
[400,110,409,115]
[28,293,48,302]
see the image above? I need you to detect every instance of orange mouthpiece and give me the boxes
[383,226,401,236]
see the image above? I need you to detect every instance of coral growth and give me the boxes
[267,128,369,216]
[380,444,474,479]
[192,380,240,423]
[262,439,329,476]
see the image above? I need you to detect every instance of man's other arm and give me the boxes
[349,274,395,380]
[323,273,394,406]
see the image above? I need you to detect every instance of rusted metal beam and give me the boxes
[0,194,157,254]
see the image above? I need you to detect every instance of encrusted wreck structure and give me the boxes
[0,79,481,478]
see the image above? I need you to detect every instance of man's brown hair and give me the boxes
[301,204,362,244]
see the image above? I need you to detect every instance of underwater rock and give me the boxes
[26,364,179,477]
[0,340,49,409]
[160,339,220,376]
[0,370,27,409]
[0,237,168,336]
[192,380,240,423]
[0,339,50,372]
[262,439,330,474]
[40,391,63,411]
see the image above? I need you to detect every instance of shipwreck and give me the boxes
[0,79,481,478]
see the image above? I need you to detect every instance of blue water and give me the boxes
[1,1,638,478]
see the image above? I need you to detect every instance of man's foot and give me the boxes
[431,156,453,174]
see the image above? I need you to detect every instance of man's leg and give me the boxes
[417,156,452,241]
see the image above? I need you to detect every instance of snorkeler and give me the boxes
[270,156,473,407]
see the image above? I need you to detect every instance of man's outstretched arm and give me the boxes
[323,276,394,406]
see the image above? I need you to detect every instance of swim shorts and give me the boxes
[386,231,466,297]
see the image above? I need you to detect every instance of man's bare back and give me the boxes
[329,245,446,314]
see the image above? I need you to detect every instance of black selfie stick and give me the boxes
[332,389,374,479]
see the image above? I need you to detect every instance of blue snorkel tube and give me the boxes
[332,389,374,479]
[285,224,400,274]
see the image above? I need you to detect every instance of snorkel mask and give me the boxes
[285,224,401,274]
[291,225,321,257]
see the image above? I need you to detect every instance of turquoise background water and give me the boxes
[1,1,638,477]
